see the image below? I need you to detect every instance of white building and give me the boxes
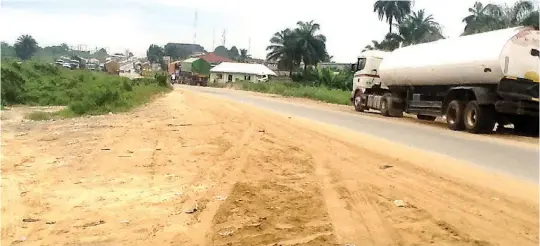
[209,62,277,83]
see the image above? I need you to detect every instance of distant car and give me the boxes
[62,62,71,69]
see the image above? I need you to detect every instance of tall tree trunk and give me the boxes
[389,18,393,33]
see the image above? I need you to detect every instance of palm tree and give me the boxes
[266,28,300,75]
[373,0,412,33]
[397,9,444,46]
[362,33,403,52]
[462,0,538,35]
[294,20,329,69]
[239,49,251,62]
[14,34,38,60]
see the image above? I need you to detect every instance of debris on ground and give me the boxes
[394,200,406,207]
[185,203,199,214]
[216,195,227,201]
[22,218,39,223]
[45,221,56,225]
[380,164,393,169]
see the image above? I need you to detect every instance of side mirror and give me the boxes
[351,64,357,72]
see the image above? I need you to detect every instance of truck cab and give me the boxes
[351,50,390,111]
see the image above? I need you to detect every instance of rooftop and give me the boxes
[210,62,277,76]
[197,52,233,64]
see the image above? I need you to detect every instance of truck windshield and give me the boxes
[356,58,366,71]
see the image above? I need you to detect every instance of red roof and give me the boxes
[197,52,233,64]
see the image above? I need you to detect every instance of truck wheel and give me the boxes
[353,91,365,112]
[380,94,390,116]
[446,100,465,131]
[463,101,496,134]
[417,115,436,121]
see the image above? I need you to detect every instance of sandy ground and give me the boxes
[1,89,538,246]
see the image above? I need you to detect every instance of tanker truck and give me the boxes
[351,26,539,135]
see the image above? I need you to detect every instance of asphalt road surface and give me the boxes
[179,85,539,182]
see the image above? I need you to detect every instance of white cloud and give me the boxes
[0,0,522,62]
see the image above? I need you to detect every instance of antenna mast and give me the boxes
[222,29,227,47]
[212,28,215,50]
[193,9,198,44]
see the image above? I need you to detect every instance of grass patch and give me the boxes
[210,80,351,105]
[25,111,56,121]
[1,59,172,117]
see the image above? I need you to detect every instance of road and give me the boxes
[180,85,539,182]
[2,88,538,245]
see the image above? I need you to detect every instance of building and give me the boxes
[210,62,277,83]
[318,62,354,71]
[195,52,233,66]
[181,58,211,75]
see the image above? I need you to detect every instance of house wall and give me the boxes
[209,72,262,83]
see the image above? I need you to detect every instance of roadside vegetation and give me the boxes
[1,59,171,120]
[223,0,538,104]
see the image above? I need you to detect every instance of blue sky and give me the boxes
[0,0,518,62]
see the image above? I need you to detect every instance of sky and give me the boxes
[0,0,520,62]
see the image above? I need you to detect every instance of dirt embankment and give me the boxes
[1,89,538,246]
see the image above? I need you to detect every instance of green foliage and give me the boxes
[373,0,412,33]
[1,60,172,116]
[147,44,165,64]
[14,34,39,60]
[462,1,539,36]
[266,21,328,74]
[1,42,16,57]
[224,80,351,105]
[214,46,230,58]
[2,41,110,63]
[366,9,444,52]
[291,67,353,91]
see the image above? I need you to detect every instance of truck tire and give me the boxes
[446,100,466,131]
[353,91,365,112]
[417,115,436,121]
[463,100,496,134]
[380,94,390,116]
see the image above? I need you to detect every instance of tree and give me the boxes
[362,33,402,52]
[1,42,16,57]
[214,45,230,58]
[373,0,412,33]
[239,49,251,62]
[229,46,239,59]
[146,44,164,64]
[462,0,539,35]
[295,20,329,69]
[14,34,38,60]
[397,9,444,46]
[266,28,301,76]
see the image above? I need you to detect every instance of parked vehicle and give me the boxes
[351,26,539,135]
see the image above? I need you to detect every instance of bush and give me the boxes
[1,60,172,116]
[234,80,351,105]
[291,67,353,91]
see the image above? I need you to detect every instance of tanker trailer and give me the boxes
[351,26,539,134]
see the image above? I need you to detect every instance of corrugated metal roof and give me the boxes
[210,62,277,76]
[182,57,199,63]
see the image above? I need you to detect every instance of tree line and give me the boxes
[365,0,539,51]
[145,43,253,66]
[265,0,539,71]
[1,35,113,63]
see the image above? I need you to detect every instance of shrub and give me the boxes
[0,60,172,116]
